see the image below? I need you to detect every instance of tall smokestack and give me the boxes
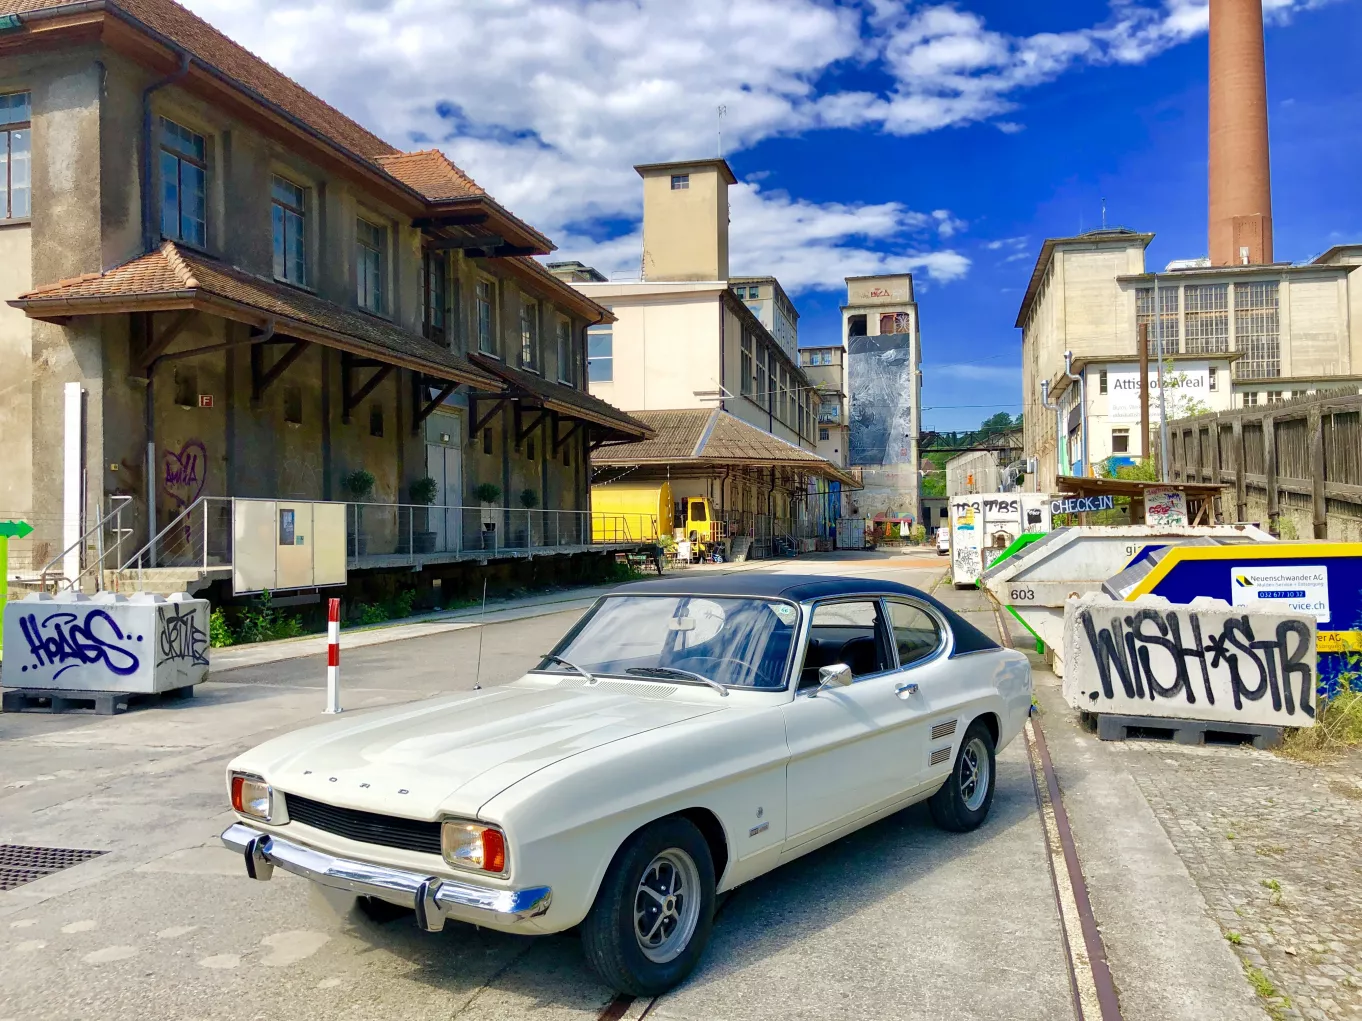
[1208,0,1274,265]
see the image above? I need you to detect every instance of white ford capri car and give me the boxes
[222,575,1031,995]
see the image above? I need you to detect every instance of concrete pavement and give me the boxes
[0,548,1272,1019]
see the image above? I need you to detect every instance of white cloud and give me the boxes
[179,0,1330,295]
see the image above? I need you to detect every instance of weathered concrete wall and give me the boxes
[1063,593,1317,728]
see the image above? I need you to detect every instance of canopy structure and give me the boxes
[1054,475,1227,526]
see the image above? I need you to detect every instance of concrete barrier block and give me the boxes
[1063,592,1317,728]
[3,591,210,694]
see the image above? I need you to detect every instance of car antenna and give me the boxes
[472,578,487,691]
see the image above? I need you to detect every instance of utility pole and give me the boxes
[1139,321,1151,461]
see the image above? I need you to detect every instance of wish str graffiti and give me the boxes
[17,609,143,679]
[1078,608,1315,718]
[157,604,208,668]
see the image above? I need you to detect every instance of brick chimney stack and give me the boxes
[1208,0,1274,265]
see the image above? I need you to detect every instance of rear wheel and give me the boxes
[929,720,996,832]
[581,817,716,996]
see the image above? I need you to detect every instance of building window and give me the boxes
[755,344,769,411]
[1184,283,1229,354]
[482,428,493,454]
[880,311,911,335]
[369,403,384,437]
[1099,370,1107,395]
[160,117,206,247]
[1137,286,1180,354]
[423,250,447,342]
[270,175,307,285]
[283,385,303,425]
[819,428,830,441]
[519,299,540,371]
[819,397,839,423]
[526,437,536,461]
[563,442,571,467]
[1267,390,1284,404]
[173,366,197,407]
[847,314,867,338]
[1111,428,1129,454]
[356,218,385,313]
[587,322,612,382]
[1234,281,1280,379]
[1,91,31,220]
[777,365,788,423]
[740,330,754,396]
[1208,368,1218,391]
[670,174,689,190]
[556,316,574,383]
[476,278,496,355]
[1243,392,1259,407]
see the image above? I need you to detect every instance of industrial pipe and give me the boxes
[1039,378,1066,477]
[1064,351,1089,477]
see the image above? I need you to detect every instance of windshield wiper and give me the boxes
[541,654,598,685]
[625,666,729,697]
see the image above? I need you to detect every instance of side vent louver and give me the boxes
[930,747,952,766]
[931,719,958,741]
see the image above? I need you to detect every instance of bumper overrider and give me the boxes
[221,822,552,932]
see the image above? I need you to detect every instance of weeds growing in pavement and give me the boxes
[1280,674,1362,762]
[1225,931,1243,945]
[1243,964,1289,1021]
[209,608,234,648]
[234,591,307,644]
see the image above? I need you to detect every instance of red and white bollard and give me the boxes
[324,597,342,714]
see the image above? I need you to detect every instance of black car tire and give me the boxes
[928,719,997,832]
[581,816,716,996]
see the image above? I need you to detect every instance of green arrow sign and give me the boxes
[0,520,32,539]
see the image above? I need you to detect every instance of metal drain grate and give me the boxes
[0,844,107,892]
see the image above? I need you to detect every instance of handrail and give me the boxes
[38,495,133,592]
[119,494,212,572]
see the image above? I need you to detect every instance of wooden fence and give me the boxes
[1165,389,1362,540]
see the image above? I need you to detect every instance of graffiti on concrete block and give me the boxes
[16,608,143,680]
[1071,605,1316,724]
[157,603,208,668]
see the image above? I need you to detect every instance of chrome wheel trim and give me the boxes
[959,736,991,812]
[633,847,702,964]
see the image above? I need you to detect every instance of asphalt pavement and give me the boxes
[0,549,1255,1020]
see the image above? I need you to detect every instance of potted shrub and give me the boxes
[343,469,376,556]
[409,476,439,554]
[518,488,538,509]
[475,482,501,549]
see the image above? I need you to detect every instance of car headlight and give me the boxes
[229,771,273,821]
[441,820,507,874]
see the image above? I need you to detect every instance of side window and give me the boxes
[888,601,944,668]
[802,600,892,686]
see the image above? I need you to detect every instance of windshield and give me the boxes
[540,595,799,690]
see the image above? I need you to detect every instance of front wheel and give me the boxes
[581,817,716,996]
[928,720,996,832]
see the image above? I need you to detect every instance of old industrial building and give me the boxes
[550,158,856,553]
[1018,0,1362,492]
[0,0,648,596]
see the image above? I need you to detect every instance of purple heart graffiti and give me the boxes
[162,439,207,513]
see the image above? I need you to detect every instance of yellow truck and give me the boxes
[590,482,719,549]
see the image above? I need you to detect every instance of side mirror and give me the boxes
[811,663,853,696]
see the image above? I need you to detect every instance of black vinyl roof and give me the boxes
[610,574,999,656]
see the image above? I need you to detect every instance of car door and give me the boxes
[883,598,962,792]
[780,598,935,855]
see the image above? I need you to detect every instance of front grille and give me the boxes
[0,844,106,891]
[283,794,441,855]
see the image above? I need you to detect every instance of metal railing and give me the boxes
[118,496,234,579]
[349,502,644,559]
[37,495,134,593]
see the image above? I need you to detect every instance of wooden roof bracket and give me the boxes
[552,416,582,455]
[412,375,459,434]
[341,351,393,423]
[468,394,508,437]
[251,338,309,405]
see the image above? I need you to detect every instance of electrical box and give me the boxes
[232,498,346,594]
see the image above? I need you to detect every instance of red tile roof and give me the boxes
[377,150,484,201]
[12,242,499,387]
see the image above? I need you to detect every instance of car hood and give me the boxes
[235,684,722,820]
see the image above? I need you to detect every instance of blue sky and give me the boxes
[190,0,1361,431]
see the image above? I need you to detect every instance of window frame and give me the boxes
[555,314,574,384]
[270,174,308,287]
[159,115,208,248]
[1,90,31,221]
[519,297,541,372]
[885,598,948,671]
[422,248,448,342]
[475,276,498,356]
[1111,427,1130,454]
[670,174,689,190]
[798,597,898,689]
[355,216,387,315]
[587,320,613,383]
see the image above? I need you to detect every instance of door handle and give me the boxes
[895,682,920,699]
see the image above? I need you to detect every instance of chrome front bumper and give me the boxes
[221,822,552,932]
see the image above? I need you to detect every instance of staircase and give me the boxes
[729,536,753,563]
[104,566,230,595]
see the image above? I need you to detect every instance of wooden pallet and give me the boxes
[1,685,195,716]
[1092,712,1281,750]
